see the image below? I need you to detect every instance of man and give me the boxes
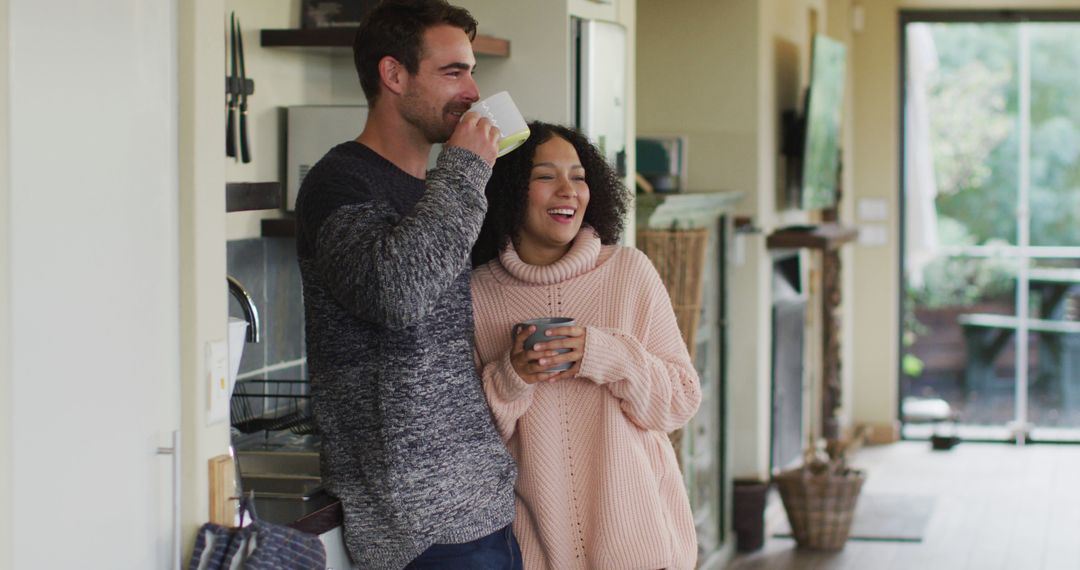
[293,1,519,568]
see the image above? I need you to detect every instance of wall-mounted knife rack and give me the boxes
[226,77,255,100]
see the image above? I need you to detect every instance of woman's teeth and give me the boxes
[547,208,575,218]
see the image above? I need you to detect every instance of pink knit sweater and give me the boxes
[471,228,701,570]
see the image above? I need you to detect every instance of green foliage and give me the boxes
[902,23,1080,380]
[902,354,925,378]
[926,22,1080,248]
[909,254,1014,309]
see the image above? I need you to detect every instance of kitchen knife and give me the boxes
[226,12,238,158]
[237,16,251,164]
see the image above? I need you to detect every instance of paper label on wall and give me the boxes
[207,340,230,425]
[857,198,890,221]
[858,224,889,247]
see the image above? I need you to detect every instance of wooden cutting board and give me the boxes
[208,454,237,525]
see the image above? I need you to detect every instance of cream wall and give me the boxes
[0,0,12,565]
[849,0,901,434]
[178,0,232,553]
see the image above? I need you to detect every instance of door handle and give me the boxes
[157,430,181,570]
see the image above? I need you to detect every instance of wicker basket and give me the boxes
[637,228,709,473]
[635,228,709,355]
[774,466,866,550]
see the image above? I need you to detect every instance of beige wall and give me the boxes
[178,0,232,552]
[0,0,12,565]
[849,0,901,432]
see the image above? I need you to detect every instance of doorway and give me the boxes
[900,11,1080,443]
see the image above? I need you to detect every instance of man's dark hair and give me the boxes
[471,121,631,267]
[353,0,477,105]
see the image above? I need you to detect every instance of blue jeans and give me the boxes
[405,525,522,570]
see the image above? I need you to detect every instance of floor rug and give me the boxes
[773,493,936,543]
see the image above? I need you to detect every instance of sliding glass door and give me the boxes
[900,13,1080,442]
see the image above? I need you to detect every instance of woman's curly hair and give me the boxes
[471,121,631,267]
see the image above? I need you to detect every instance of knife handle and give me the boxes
[226,104,237,158]
[239,107,250,164]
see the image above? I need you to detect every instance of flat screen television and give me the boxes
[797,34,847,210]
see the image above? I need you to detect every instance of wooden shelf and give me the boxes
[261,216,297,238]
[766,223,858,250]
[260,28,510,57]
[226,182,281,212]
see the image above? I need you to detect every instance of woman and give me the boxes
[470,122,701,570]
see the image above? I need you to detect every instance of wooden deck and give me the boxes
[726,441,1080,570]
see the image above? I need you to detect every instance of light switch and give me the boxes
[207,339,230,425]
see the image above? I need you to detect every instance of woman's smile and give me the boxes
[515,135,591,265]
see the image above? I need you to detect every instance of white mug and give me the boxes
[471,91,530,157]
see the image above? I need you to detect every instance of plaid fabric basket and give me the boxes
[189,496,326,570]
[774,466,865,550]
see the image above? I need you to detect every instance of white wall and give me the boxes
[8,0,181,566]
[0,0,13,565]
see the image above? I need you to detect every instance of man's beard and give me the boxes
[401,90,467,144]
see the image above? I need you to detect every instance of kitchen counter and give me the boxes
[291,500,343,536]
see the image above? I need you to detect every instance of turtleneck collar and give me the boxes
[497,226,602,285]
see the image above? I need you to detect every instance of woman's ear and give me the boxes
[378,56,407,96]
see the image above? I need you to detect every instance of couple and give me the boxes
[294,1,701,569]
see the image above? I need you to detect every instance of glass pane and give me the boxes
[1028,24,1080,247]
[921,23,1019,246]
[905,20,1080,443]
[1027,259,1080,439]
[902,255,1017,438]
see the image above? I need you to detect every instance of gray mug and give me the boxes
[512,317,576,372]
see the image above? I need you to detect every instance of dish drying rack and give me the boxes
[231,379,317,436]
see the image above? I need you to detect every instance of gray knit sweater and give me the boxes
[294,142,517,569]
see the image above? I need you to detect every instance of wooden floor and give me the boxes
[725,441,1080,570]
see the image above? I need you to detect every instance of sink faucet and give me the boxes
[227,275,261,343]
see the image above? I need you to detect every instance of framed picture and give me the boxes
[635,134,687,193]
[301,0,376,29]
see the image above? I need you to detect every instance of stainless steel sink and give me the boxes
[240,472,332,524]
[234,449,328,524]
[235,449,320,477]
